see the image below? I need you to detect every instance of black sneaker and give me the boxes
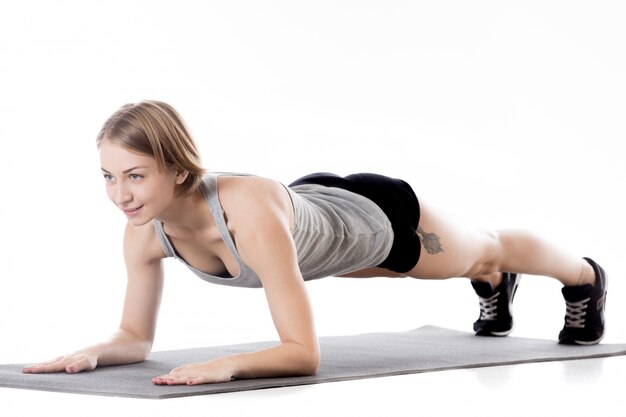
[558,257,607,345]
[471,272,521,336]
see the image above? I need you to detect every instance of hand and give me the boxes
[22,352,98,374]
[152,360,234,386]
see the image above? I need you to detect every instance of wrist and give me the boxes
[214,355,238,381]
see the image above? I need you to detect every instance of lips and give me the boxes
[122,205,144,216]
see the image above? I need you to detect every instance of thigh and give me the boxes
[404,199,500,280]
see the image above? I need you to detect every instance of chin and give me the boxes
[124,207,155,227]
[127,217,154,227]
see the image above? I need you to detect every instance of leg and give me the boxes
[346,197,606,343]
[404,199,595,287]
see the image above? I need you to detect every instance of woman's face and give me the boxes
[99,139,179,226]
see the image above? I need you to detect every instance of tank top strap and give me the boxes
[153,220,177,258]
[200,174,243,266]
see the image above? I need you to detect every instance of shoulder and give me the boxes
[217,175,294,241]
[123,221,165,265]
[218,175,285,198]
[218,176,292,218]
[218,176,300,279]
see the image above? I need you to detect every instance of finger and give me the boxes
[152,373,180,385]
[152,376,166,385]
[166,376,191,385]
[186,376,206,385]
[23,357,62,372]
[65,356,95,374]
[23,358,68,374]
[153,365,185,380]
[155,374,190,386]
[152,376,175,385]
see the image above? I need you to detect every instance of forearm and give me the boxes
[221,341,320,380]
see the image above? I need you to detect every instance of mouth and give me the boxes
[122,205,144,216]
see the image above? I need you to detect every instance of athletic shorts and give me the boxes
[289,172,421,273]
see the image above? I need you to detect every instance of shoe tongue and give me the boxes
[472,281,495,298]
[561,284,593,301]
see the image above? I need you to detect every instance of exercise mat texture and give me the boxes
[2,326,625,399]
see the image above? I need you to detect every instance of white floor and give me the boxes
[1,1,625,416]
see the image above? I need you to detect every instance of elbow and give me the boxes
[120,340,152,365]
[136,341,153,362]
[117,328,153,362]
[304,359,320,377]
[133,336,156,362]
[300,347,320,376]
[285,341,320,376]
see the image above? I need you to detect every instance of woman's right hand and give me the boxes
[22,350,98,374]
[22,221,164,376]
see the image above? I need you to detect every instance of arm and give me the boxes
[153,178,319,385]
[225,187,320,379]
[23,222,164,374]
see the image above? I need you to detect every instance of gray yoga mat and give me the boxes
[2,325,626,399]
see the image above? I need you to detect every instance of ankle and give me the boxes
[473,272,502,290]
[576,262,596,287]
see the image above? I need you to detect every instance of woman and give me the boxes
[22,100,607,386]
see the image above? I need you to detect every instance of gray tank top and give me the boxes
[153,173,393,288]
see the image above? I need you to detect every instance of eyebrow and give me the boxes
[101,166,149,175]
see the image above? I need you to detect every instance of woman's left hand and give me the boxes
[152,360,234,386]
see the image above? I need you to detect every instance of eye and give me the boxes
[129,173,143,181]
[103,174,115,183]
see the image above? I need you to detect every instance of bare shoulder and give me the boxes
[123,221,166,266]
[218,175,293,222]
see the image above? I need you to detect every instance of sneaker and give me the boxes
[558,257,607,345]
[471,272,521,336]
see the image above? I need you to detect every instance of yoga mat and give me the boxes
[2,325,626,399]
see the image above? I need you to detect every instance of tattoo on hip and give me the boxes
[417,226,444,255]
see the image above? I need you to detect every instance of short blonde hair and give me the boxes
[96,100,205,195]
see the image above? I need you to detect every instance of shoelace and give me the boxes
[564,297,590,328]
[478,292,500,320]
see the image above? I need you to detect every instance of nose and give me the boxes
[114,182,133,206]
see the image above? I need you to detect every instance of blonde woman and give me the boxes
[22,101,607,386]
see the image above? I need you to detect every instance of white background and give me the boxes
[1,1,625,415]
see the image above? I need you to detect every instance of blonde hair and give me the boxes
[96,100,205,195]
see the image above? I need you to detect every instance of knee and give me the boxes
[467,230,505,279]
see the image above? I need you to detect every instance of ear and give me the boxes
[175,170,189,185]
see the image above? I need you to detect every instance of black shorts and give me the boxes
[289,172,421,273]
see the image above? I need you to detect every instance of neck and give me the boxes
[156,188,212,233]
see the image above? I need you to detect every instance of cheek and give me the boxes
[105,184,116,202]
[137,180,175,206]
